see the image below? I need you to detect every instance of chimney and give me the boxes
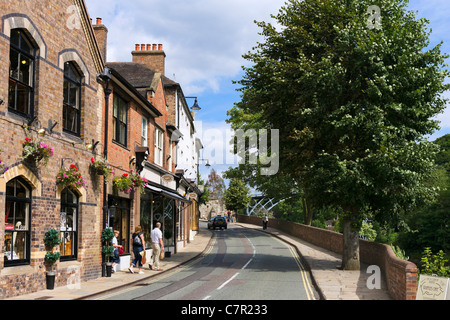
[132,43,166,75]
[92,17,108,62]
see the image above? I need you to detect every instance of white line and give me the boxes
[203,295,211,300]
[217,272,239,290]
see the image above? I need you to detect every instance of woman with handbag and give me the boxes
[129,225,145,274]
[149,222,164,271]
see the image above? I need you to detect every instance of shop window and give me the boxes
[60,188,78,261]
[113,94,128,146]
[4,178,31,266]
[63,62,82,135]
[142,117,148,147]
[8,29,36,117]
[108,196,130,254]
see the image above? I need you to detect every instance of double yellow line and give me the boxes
[272,235,315,300]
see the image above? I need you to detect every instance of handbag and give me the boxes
[140,250,146,264]
[160,249,164,260]
[118,247,124,255]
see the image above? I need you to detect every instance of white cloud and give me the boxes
[85,0,286,95]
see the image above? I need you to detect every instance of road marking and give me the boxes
[217,272,239,290]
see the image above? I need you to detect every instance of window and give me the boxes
[8,29,35,117]
[63,62,82,135]
[142,117,148,147]
[108,197,130,255]
[60,188,78,261]
[155,127,163,166]
[113,95,128,146]
[4,178,31,266]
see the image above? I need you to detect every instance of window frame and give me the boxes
[59,188,79,261]
[4,177,32,267]
[62,61,82,136]
[142,117,148,147]
[8,29,36,118]
[154,127,163,166]
[112,94,128,147]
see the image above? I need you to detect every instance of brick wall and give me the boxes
[0,0,103,298]
[237,215,418,300]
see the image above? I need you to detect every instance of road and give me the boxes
[94,222,318,300]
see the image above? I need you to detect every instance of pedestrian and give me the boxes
[227,210,231,223]
[262,213,268,230]
[129,225,145,274]
[111,230,123,273]
[149,222,164,271]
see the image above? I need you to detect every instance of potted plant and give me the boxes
[130,170,148,194]
[56,164,87,190]
[22,137,54,167]
[164,229,173,258]
[101,228,115,277]
[90,157,113,182]
[43,229,61,290]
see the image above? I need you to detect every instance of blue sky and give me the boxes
[84,0,450,182]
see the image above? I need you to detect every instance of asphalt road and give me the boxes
[95,222,318,300]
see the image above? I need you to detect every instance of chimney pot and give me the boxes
[158,44,163,51]
[135,44,140,51]
[146,44,151,51]
[141,44,146,51]
[152,44,157,51]
[96,17,102,25]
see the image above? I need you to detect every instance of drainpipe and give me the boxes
[97,67,112,277]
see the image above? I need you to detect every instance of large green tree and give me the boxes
[228,0,449,270]
[223,178,251,212]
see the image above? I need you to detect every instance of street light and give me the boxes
[185,96,201,111]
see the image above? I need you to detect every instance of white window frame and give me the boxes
[155,127,163,166]
[142,117,148,147]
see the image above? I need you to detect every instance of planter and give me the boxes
[46,271,56,290]
[105,262,113,277]
[165,251,171,258]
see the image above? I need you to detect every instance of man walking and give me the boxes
[149,222,164,271]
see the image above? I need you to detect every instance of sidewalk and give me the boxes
[6,222,392,300]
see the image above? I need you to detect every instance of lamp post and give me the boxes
[185,96,201,111]
[97,67,111,277]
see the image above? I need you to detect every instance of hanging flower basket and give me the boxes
[112,171,148,194]
[56,164,87,189]
[22,137,54,167]
[90,157,113,182]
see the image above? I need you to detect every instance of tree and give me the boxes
[206,168,226,199]
[223,178,251,212]
[228,0,449,270]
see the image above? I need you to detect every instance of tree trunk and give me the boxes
[302,197,313,226]
[341,217,360,270]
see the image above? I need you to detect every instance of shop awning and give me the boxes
[145,185,191,203]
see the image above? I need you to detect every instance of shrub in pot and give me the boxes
[43,229,61,289]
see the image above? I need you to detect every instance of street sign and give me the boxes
[416,274,450,300]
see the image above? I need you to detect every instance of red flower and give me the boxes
[122,173,128,177]
[91,157,96,164]
[25,138,32,142]
[70,164,76,168]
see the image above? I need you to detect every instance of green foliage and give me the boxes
[420,247,450,277]
[102,228,115,260]
[223,178,251,212]
[101,228,114,243]
[44,251,61,266]
[359,220,377,241]
[391,245,409,261]
[44,229,61,249]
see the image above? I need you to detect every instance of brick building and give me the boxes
[0,0,105,298]
[0,1,204,298]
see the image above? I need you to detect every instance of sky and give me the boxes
[84,0,450,184]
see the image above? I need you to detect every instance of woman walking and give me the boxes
[129,225,145,274]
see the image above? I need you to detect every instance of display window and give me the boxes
[4,178,31,266]
[60,188,78,261]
